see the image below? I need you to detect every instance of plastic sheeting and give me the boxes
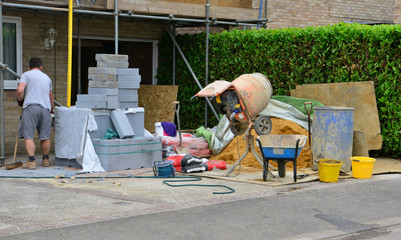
[55,107,104,172]
[260,99,310,130]
[210,115,235,155]
[209,99,313,155]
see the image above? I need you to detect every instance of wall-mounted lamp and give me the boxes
[44,28,57,50]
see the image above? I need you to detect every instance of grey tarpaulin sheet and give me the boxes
[55,106,104,172]
[260,99,310,130]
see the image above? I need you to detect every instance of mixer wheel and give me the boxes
[230,122,247,136]
[255,116,272,135]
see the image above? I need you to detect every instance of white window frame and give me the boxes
[3,16,22,90]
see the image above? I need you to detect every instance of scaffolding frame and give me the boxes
[0,0,268,165]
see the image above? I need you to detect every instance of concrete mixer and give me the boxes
[197,73,273,137]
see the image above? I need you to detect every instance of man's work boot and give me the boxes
[22,160,36,170]
[42,158,50,167]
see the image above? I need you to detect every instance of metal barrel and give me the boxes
[311,106,354,172]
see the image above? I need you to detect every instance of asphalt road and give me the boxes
[1,174,401,240]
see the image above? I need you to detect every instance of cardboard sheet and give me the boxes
[290,81,382,150]
[138,85,178,132]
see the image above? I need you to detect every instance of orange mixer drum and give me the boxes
[231,73,273,120]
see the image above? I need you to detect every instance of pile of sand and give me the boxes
[209,117,311,169]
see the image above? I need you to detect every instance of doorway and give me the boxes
[72,39,155,105]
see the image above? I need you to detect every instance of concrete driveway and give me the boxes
[0,167,400,239]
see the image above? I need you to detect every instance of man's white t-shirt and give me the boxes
[18,69,52,111]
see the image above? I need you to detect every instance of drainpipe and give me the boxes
[0,0,5,166]
[265,0,268,19]
[205,0,210,128]
[257,0,263,29]
[114,0,118,54]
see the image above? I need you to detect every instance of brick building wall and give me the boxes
[266,0,394,29]
[2,11,165,156]
[177,0,397,35]
[395,0,401,23]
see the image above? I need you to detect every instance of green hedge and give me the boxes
[157,23,401,158]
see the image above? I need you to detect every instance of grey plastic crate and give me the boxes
[89,110,116,139]
[125,108,145,138]
[111,109,135,138]
[92,138,162,171]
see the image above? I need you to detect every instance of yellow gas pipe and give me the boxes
[67,0,73,107]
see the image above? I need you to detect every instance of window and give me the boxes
[2,16,22,89]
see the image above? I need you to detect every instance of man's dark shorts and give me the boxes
[18,104,52,140]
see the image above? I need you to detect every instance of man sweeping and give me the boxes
[16,58,54,169]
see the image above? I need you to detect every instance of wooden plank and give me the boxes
[138,85,178,132]
[290,81,382,150]
[107,0,259,20]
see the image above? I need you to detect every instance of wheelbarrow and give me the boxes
[256,135,307,182]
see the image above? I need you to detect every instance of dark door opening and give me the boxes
[72,39,154,105]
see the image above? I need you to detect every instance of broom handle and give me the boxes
[12,130,18,163]
[13,108,22,163]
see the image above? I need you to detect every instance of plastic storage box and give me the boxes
[92,138,162,171]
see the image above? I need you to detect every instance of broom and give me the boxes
[5,109,23,170]
[5,132,23,170]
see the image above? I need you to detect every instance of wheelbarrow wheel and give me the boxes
[255,116,272,135]
[278,160,286,177]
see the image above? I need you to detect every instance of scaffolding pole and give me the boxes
[2,3,267,27]
[172,23,176,86]
[165,25,220,122]
[77,14,82,94]
[0,1,5,166]
[205,0,210,128]
[114,0,118,54]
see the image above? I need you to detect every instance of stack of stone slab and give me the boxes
[118,68,141,108]
[72,53,147,140]
[69,54,162,171]
[76,54,124,109]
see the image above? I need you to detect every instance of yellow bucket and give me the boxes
[318,159,342,183]
[351,157,376,179]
